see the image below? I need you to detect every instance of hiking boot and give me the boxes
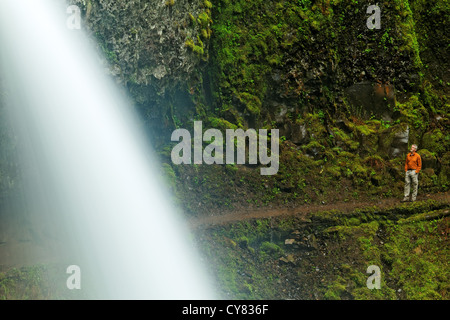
[411,197,416,202]
[401,197,409,202]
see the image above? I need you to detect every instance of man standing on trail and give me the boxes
[402,144,422,202]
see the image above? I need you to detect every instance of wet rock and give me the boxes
[379,124,410,158]
[152,65,168,80]
[290,124,309,145]
[285,239,295,245]
[81,0,209,91]
[279,254,295,265]
[419,149,439,171]
[275,105,288,123]
[344,81,396,120]
[393,126,409,145]
[291,230,301,237]
[390,125,409,157]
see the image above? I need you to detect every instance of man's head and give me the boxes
[410,144,418,153]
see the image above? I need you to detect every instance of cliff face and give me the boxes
[0,0,448,301]
[68,0,213,143]
[76,0,448,213]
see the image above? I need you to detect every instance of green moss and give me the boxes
[184,37,195,49]
[0,265,88,299]
[347,217,361,226]
[197,11,211,27]
[396,95,429,131]
[260,241,283,259]
[201,28,210,39]
[193,197,449,299]
[188,12,196,24]
[333,127,359,151]
[422,130,446,154]
[237,92,261,115]
[324,276,347,300]
[185,37,205,56]
[165,0,175,7]
[301,140,325,155]
[204,0,213,9]
[380,210,450,299]
[325,165,341,178]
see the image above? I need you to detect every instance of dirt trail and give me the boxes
[1,192,448,270]
[189,191,450,228]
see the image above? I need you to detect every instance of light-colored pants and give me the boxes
[404,170,419,200]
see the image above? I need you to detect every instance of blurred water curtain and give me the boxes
[0,0,217,299]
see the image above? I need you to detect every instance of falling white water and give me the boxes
[0,0,217,299]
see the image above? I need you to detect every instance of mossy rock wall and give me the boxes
[66,0,449,214]
[163,0,448,214]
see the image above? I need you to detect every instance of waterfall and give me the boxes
[0,0,216,299]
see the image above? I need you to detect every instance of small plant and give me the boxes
[204,0,212,9]
[185,37,204,56]
[260,241,283,258]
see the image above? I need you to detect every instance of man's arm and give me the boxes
[416,154,422,173]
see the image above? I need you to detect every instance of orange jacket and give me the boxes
[405,152,422,173]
